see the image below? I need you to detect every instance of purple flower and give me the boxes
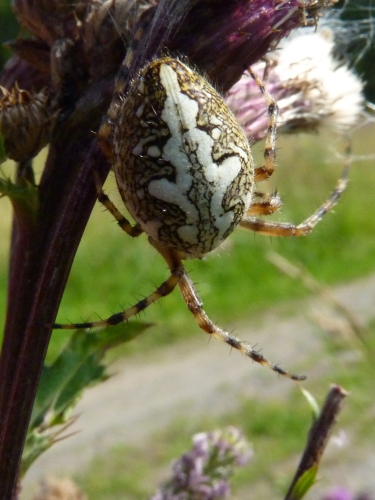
[323,487,355,500]
[150,427,252,500]
[322,488,374,500]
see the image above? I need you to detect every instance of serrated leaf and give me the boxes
[21,321,150,473]
[20,429,55,476]
[0,175,39,220]
[30,321,150,430]
[287,466,318,500]
[20,418,79,477]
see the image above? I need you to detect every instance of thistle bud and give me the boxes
[0,85,56,162]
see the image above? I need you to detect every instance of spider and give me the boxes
[54,56,348,381]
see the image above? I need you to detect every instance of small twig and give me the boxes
[284,385,348,500]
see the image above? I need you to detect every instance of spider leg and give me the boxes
[53,244,184,330]
[248,67,279,182]
[247,191,282,216]
[178,270,305,381]
[240,162,349,237]
[254,165,275,183]
[155,243,304,381]
[94,173,143,237]
[54,238,303,379]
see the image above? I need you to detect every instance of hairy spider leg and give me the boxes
[53,242,184,330]
[243,66,350,236]
[94,173,143,237]
[98,21,146,159]
[240,158,350,236]
[175,261,305,382]
[245,66,283,217]
[54,226,306,381]
[152,242,305,381]
[249,67,279,183]
[247,191,283,216]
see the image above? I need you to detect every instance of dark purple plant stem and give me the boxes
[0,136,108,499]
[285,385,348,500]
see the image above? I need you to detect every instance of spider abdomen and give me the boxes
[113,57,254,258]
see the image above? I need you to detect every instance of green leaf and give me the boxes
[20,429,56,476]
[22,321,150,474]
[300,387,320,420]
[287,466,318,500]
[30,321,150,429]
[0,175,39,217]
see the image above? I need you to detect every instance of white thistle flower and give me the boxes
[226,26,364,140]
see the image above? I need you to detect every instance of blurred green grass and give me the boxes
[1,127,375,361]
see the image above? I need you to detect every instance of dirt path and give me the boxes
[21,273,375,497]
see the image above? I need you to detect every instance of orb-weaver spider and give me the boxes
[54,57,348,381]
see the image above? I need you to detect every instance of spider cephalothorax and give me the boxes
[54,56,348,381]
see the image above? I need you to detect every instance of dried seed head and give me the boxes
[0,86,56,162]
[226,26,364,139]
[111,57,254,258]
